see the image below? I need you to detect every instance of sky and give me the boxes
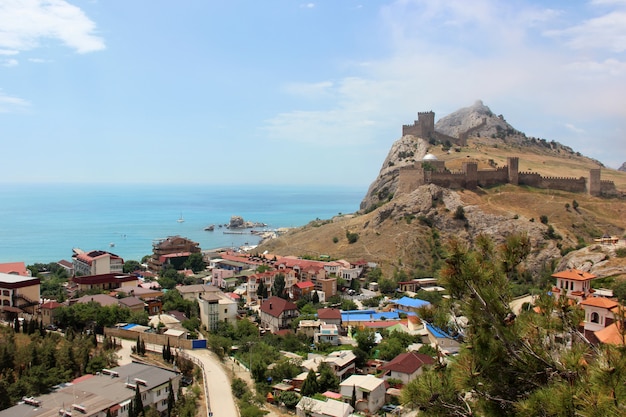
[0,0,625,187]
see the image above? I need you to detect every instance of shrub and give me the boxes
[616,248,626,258]
[332,237,339,244]
[454,206,466,221]
[346,231,359,244]
[540,215,549,224]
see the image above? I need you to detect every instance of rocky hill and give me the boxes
[256,102,626,280]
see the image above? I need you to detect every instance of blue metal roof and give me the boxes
[341,311,399,322]
[425,323,453,339]
[392,296,430,309]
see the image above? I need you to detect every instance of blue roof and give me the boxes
[342,309,376,315]
[425,323,453,339]
[392,296,430,309]
[341,311,399,322]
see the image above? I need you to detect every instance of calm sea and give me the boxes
[0,183,364,265]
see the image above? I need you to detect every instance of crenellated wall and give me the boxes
[395,156,617,197]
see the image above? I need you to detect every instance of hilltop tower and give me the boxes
[507,157,519,185]
[402,111,435,138]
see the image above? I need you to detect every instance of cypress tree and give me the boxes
[167,378,175,415]
[134,383,144,416]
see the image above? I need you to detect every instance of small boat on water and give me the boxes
[177,213,185,223]
[109,242,115,247]
[204,224,215,231]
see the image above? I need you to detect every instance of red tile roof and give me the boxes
[317,308,341,320]
[380,351,435,374]
[295,281,315,289]
[41,301,62,310]
[260,296,298,318]
[551,269,597,281]
[0,262,29,276]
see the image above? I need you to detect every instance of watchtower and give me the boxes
[417,111,435,135]
[507,157,519,185]
[588,169,601,196]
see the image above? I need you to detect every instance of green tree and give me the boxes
[300,368,319,397]
[167,379,175,415]
[272,274,286,299]
[402,234,626,417]
[317,362,339,392]
[355,329,376,354]
[123,260,144,273]
[278,391,300,409]
[184,253,205,273]
[256,281,268,299]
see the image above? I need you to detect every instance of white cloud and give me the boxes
[565,123,585,134]
[261,0,626,168]
[300,3,315,9]
[2,58,18,67]
[546,11,626,53]
[0,91,29,112]
[0,0,105,54]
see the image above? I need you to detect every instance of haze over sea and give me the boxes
[0,184,363,266]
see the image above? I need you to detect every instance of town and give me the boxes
[0,230,625,417]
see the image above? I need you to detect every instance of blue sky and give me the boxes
[1,0,625,187]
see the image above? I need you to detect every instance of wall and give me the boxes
[104,327,194,349]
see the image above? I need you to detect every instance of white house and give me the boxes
[296,397,354,417]
[339,374,386,414]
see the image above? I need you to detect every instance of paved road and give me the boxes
[185,349,239,417]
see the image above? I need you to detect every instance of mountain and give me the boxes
[256,102,626,279]
[619,162,626,172]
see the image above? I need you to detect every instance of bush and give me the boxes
[540,215,549,224]
[616,248,626,258]
[332,236,339,244]
[346,231,359,244]
[454,206,466,220]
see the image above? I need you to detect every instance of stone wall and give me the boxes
[104,327,194,350]
[397,156,617,197]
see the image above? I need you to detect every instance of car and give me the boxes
[381,404,397,413]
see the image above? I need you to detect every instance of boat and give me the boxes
[109,242,115,247]
[177,213,185,223]
[204,224,215,231]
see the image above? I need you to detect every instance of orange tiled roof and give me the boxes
[580,297,619,309]
[551,269,597,281]
[595,322,626,346]
[0,262,29,276]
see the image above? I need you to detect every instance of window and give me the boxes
[591,312,600,324]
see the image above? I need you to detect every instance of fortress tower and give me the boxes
[402,111,435,138]
[507,157,519,185]
[588,169,601,196]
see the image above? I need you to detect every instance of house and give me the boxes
[259,296,299,333]
[318,308,342,328]
[296,397,354,417]
[147,235,201,273]
[40,300,62,326]
[339,374,386,414]
[176,284,221,302]
[551,268,597,302]
[0,261,31,277]
[298,319,323,338]
[71,273,139,293]
[0,272,40,315]
[117,296,146,313]
[0,362,180,417]
[57,259,75,276]
[380,351,435,385]
[314,323,340,346]
[318,277,337,300]
[425,323,462,355]
[397,278,438,293]
[72,249,124,276]
[197,291,238,332]
[580,297,620,344]
[293,281,315,300]
[302,350,357,382]
[391,296,430,315]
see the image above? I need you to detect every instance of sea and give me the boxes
[0,183,365,266]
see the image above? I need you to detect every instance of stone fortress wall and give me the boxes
[398,111,617,197]
[397,156,617,197]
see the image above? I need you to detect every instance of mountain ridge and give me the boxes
[256,102,626,280]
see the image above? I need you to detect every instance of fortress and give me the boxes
[397,156,617,197]
[402,111,486,147]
